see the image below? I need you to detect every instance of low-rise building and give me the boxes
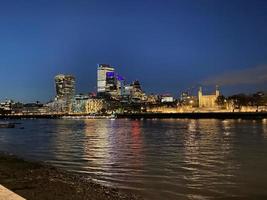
[179,92,198,107]
[71,94,89,113]
[161,95,174,103]
[198,86,219,108]
[86,98,106,114]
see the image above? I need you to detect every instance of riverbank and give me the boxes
[117,112,267,119]
[0,152,141,200]
[1,111,267,120]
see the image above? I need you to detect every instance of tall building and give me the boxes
[55,74,76,102]
[97,64,115,93]
[97,64,124,98]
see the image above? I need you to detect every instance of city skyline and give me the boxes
[0,0,267,102]
[1,64,266,104]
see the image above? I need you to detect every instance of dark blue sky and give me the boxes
[0,0,267,102]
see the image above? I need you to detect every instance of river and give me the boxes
[1,118,267,199]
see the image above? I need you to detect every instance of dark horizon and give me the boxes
[0,0,267,102]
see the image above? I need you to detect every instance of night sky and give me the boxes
[0,0,267,102]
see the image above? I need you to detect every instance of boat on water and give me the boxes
[0,122,15,128]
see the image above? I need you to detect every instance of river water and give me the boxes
[0,118,267,199]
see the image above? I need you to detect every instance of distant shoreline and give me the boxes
[117,112,267,119]
[1,112,267,119]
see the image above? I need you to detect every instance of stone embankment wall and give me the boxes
[147,106,267,113]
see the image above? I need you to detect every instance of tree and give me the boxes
[227,94,250,109]
[251,92,266,111]
[216,95,226,107]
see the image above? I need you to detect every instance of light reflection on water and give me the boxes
[1,119,267,199]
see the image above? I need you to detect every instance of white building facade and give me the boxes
[97,64,115,93]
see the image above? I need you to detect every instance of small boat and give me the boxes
[0,123,15,128]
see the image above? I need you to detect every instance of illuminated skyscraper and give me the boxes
[97,64,115,93]
[97,64,125,99]
[55,74,76,102]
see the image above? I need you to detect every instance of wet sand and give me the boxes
[0,152,142,200]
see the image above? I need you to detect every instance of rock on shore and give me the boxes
[0,152,142,200]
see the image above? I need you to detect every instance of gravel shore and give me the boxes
[0,152,142,200]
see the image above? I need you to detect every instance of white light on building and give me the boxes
[161,96,174,103]
[97,64,115,93]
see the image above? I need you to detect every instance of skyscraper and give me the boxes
[97,64,115,93]
[55,74,76,102]
[97,64,126,99]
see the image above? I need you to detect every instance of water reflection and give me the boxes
[83,120,110,179]
[129,120,144,168]
[75,119,146,188]
[1,119,267,199]
[50,120,85,163]
[183,120,240,199]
